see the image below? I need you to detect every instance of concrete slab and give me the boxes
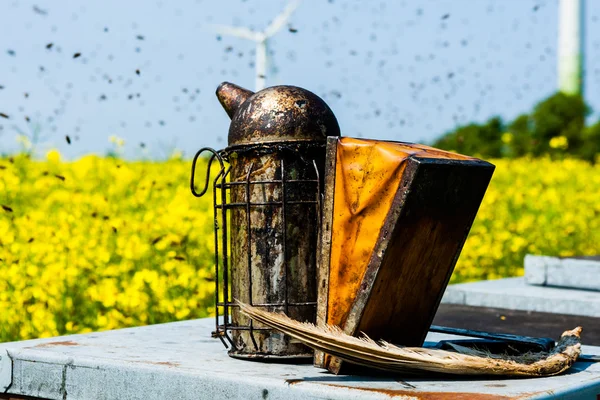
[1,317,600,399]
[442,277,600,317]
[525,254,600,291]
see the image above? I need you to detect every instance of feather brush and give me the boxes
[237,301,581,377]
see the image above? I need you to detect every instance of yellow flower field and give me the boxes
[454,157,600,282]
[0,153,215,342]
[0,154,599,342]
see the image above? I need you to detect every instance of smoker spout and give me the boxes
[216,82,254,119]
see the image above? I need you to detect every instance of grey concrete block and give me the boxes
[525,254,600,291]
[0,349,10,392]
[440,286,465,305]
[524,254,550,285]
[442,277,600,317]
[547,257,600,291]
[8,350,67,399]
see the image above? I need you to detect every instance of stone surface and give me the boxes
[525,254,600,291]
[1,317,600,399]
[524,254,552,285]
[442,277,600,317]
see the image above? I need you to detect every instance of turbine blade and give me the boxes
[206,24,261,41]
[263,0,301,38]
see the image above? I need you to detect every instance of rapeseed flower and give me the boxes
[0,155,598,342]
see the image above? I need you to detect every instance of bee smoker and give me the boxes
[191,82,340,359]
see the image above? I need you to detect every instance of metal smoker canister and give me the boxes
[216,82,340,359]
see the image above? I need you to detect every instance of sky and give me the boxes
[1,0,600,159]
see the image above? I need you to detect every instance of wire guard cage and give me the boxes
[191,145,322,360]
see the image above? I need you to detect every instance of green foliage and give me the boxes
[434,117,505,158]
[580,121,600,162]
[433,92,598,162]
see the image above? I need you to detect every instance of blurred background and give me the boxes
[1,0,599,159]
[1,0,599,342]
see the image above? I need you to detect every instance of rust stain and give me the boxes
[322,383,513,399]
[34,340,79,348]
[514,389,559,400]
[126,359,181,367]
[284,379,303,385]
[146,361,181,367]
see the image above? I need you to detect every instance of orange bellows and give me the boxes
[316,137,495,374]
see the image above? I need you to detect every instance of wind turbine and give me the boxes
[210,0,301,91]
[557,0,585,96]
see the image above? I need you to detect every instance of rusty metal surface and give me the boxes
[193,82,341,359]
[227,149,322,358]
[216,82,254,119]
[217,83,340,146]
[191,145,323,359]
[2,318,600,399]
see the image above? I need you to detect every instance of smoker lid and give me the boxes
[216,82,341,147]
